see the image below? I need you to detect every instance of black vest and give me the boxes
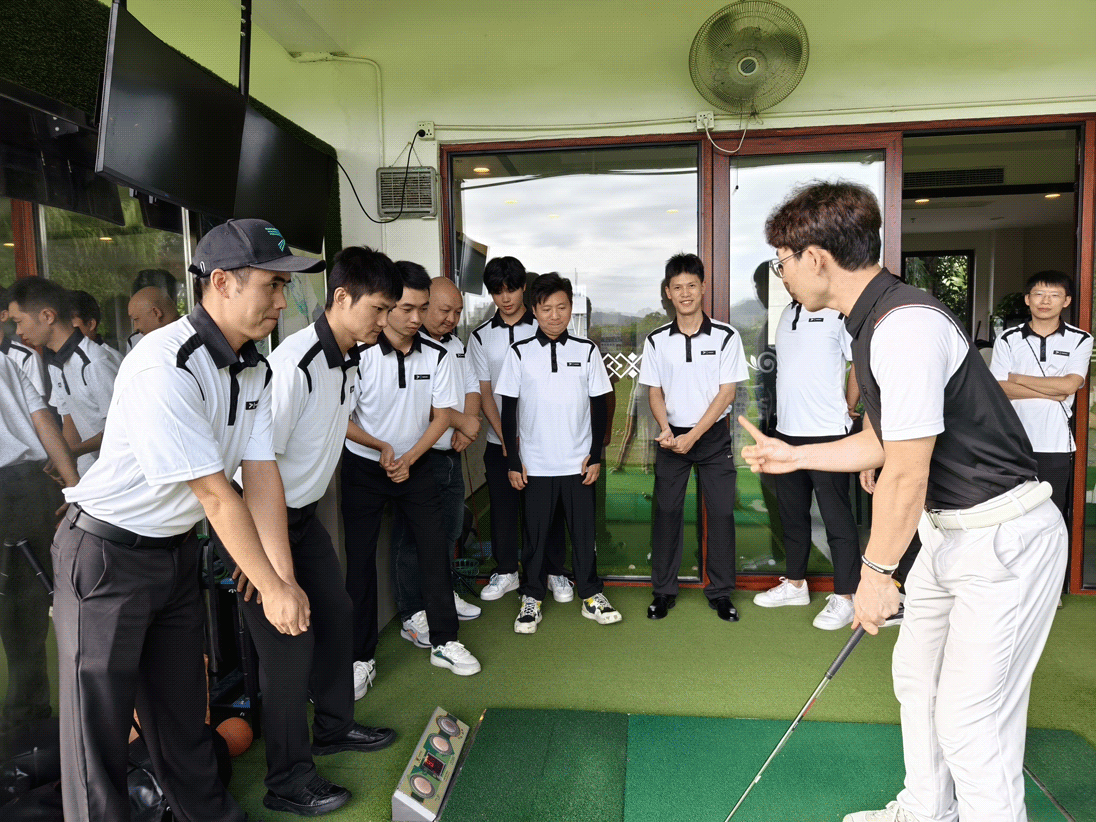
[846,271,1037,510]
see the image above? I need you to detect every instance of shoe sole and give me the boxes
[813,618,853,630]
[263,790,351,816]
[430,655,481,676]
[514,620,540,634]
[753,595,811,608]
[457,612,481,620]
[312,731,396,756]
[479,581,519,601]
[551,589,574,603]
[400,629,431,649]
[582,609,622,625]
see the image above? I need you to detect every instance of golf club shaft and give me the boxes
[723,626,866,822]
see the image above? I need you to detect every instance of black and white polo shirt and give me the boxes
[496,329,612,477]
[268,312,360,509]
[0,354,48,468]
[0,333,47,401]
[346,331,460,462]
[65,304,275,537]
[45,330,119,475]
[775,303,854,437]
[426,330,479,452]
[637,315,748,428]
[990,321,1093,453]
[467,309,536,445]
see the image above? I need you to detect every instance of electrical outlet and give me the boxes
[417,121,435,140]
[695,111,715,131]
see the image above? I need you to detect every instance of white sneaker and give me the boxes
[400,610,431,648]
[753,577,810,608]
[454,592,482,620]
[547,574,575,603]
[813,593,855,630]
[430,641,481,676]
[352,659,376,701]
[581,592,622,625]
[480,572,519,601]
[514,595,542,634]
[844,801,926,821]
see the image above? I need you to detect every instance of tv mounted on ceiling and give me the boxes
[95,3,245,219]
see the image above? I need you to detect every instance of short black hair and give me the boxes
[529,272,572,308]
[664,253,705,289]
[7,277,71,317]
[1025,270,1072,298]
[483,256,526,294]
[766,181,881,270]
[69,290,102,324]
[327,246,401,309]
[395,260,432,294]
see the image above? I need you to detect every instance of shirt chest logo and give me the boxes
[700,350,716,356]
[808,317,825,323]
[245,400,258,410]
[1053,350,1070,357]
[414,374,430,380]
[567,361,581,367]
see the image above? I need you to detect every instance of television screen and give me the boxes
[95,4,245,219]
[234,106,335,254]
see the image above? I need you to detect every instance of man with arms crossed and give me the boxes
[225,246,400,816]
[741,182,1064,822]
[54,219,313,822]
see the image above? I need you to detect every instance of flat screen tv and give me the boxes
[95,3,245,219]
[234,106,335,254]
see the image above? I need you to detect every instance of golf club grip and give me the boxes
[826,625,866,679]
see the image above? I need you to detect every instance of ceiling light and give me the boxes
[1044,193,1061,199]
[99,236,113,242]
[2,242,13,248]
[914,198,930,204]
[472,166,490,174]
[667,209,679,214]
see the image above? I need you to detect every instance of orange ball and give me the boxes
[216,716,253,757]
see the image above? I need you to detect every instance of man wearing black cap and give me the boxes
[54,218,315,822]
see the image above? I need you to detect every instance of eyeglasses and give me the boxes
[1028,290,1067,302]
[769,250,803,279]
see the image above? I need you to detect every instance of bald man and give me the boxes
[127,287,179,351]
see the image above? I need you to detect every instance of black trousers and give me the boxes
[1035,451,1073,519]
[212,502,354,796]
[52,524,243,822]
[483,441,568,576]
[651,422,737,599]
[341,448,458,661]
[773,432,861,594]
[0,461,61,742]
[521,475,603,602]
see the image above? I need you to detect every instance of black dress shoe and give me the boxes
[312,721,396,755]
[710,596,739,622]
[647,594,677,620]
[263,774,350,817]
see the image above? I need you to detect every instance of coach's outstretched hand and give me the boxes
[738,416,802,474]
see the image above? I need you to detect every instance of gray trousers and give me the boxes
[52,523,244,822]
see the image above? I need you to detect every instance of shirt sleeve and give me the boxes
[467,331,491,382]
[242,374,276,462]
[431,351,461,410]
[84,356,120,429]
[119,365,226,486]
[16,366,46,415]
[495,347,521,398]
[637,334,660,387]
[839,323,854,362]
[870,307,966,441]
[720,329,749,384]
[988,334,1013,380]
[587,344,612,397]
[269,359,309,456]
[457,344,480,396]
[1066,333,1093,378]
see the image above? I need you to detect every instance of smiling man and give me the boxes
[55,218,314,822]
[740,182,1064,822]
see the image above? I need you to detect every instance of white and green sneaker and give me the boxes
[514,595,543,634]
[581,593,622,625]
[430,641,481,676]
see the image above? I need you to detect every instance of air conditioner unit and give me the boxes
[377,166,438,218]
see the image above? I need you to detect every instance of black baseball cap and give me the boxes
[189,219,325,277]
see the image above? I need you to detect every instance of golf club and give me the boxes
[723,625,867,821]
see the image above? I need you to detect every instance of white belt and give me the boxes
[924,481,1053,531]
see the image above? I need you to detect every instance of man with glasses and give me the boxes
[742,182,1065,822]
[990,271,1091,520]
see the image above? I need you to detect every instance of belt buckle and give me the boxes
[925,509,943,529]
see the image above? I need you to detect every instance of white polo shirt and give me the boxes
[1,334,47,401]
[467,309,537,445]
[65,305,276,537]
[638,315,748,429]
[990,321,1093,453]
[775,303,854,437]
[268,313,360,509]
[426,330,479,452]
[346,331,460,462]
[496,329,612,477]
[45,330,119,475]
[0,355,48,468]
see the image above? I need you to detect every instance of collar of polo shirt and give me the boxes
[377,331,422,356]
[46,328,85,365]
[438,331,454,343]
[845,269,897,338]
[189,304,264,369]
[668,314,713,337]
[0,335,13,355]
[1021,320,1065,339]
[315,312,357,369]
[490,308,534,329]
[535,327,570,346]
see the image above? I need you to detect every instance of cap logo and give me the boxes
[265,226,286,252]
